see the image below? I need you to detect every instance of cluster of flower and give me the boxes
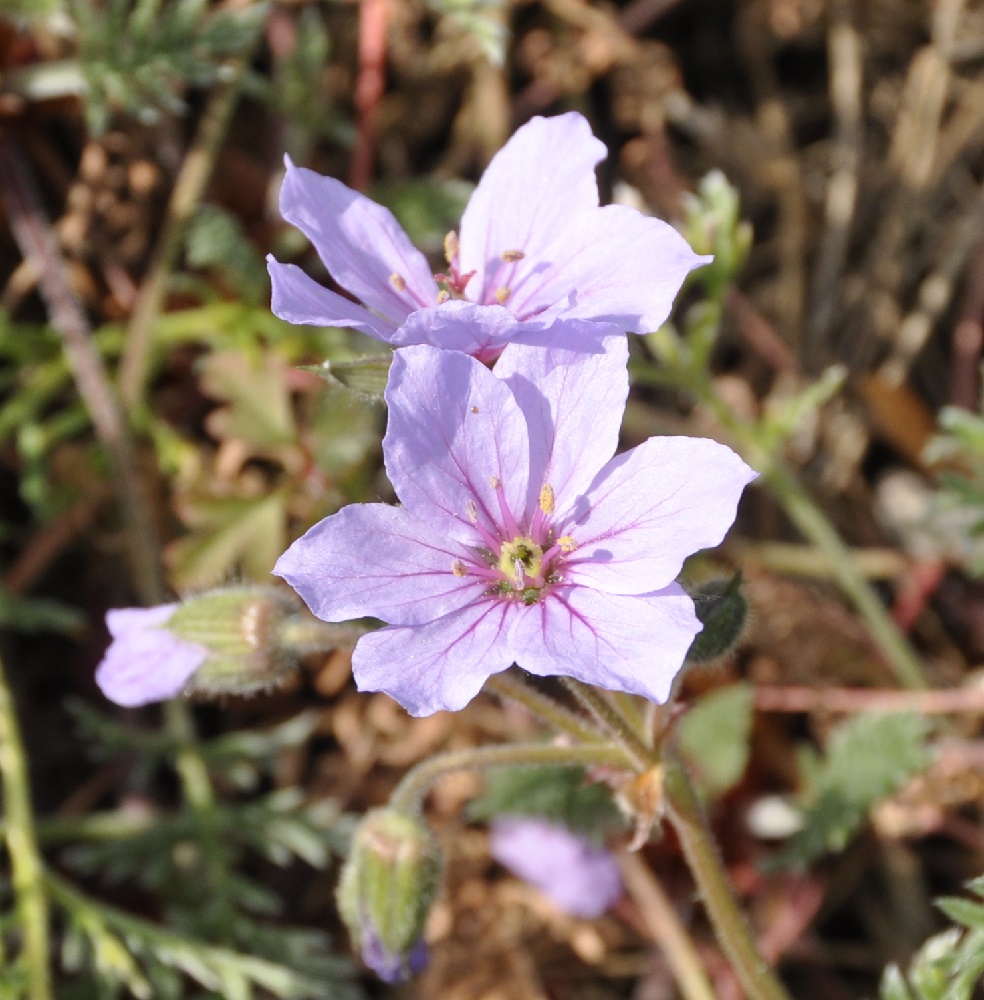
[96,112,756,717]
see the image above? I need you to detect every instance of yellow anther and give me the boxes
[437,289,451,304]
[558,536,577,553]
[444,230,459,264]
[489,475,501,490]
[495,286,511,303]
[389,273,407,292]
[500,249,525,262]
[539,484,555,515]
[451,560,467,577]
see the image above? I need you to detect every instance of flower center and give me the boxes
[449,481,579,607]
[498,537,544,587]
[433,231,526,306]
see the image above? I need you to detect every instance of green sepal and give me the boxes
[684,573,749,664]
[166,586,300,697]
[337,809,442,967]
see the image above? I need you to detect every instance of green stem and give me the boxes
[388,742,632,816]
[162,699,231,934]
[513,679,792,1000]
[761,461,927,689]
[637,361,928,691]
[619,849,716,1000]
[663,761,792,1000]
[485,670,605,743]
[560,678,653,770]
[0,653,52,1000]
[276,617,368,656]
[119,56,251,410]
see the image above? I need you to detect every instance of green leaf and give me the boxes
[466,766,623,843]
[186,206,268,303]
[677,683,754,797]
[167,492,288,589]
[303,354,393,400]
[371,179,473,254]
[775,713,931,868]
[0,590,86,634]
[201,349,296,450]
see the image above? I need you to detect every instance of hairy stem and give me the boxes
[515,678,791,1000]
[560,678,653,770]
[619,849,716,1000]
[388,742,632,816]
[663,761,793,1000]
[485,670,605,743]
[0,653,52,1000]
[120,57,251,409]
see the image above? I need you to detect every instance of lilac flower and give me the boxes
[268,113,709,361]
[274,328,756,716]
[95,605,207,708]
[489,817,623,919]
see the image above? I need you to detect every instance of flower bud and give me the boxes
[682,170,752,291]
[166,586,302,697]
[684,573,749,665]
[337,809,442,983]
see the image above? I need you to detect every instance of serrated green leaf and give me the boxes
[678,683,754,797]
[774,713,931,868]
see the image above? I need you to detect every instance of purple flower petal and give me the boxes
[383,345,530,544]
[458,114,606,305]
[352,600,516,716]
[279,158,438,322]
[490,818,623,919]
[494,329,627,522]
[273,503,485,627]
[562,437,757,595]
[96,606,208,708]
[508,584,701,704]
[507,205,712,333]
[267,258,398,340]
[388,301,536,362]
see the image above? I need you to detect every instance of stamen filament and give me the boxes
[490,476,521,539]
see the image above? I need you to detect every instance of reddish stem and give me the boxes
[350,0,387,190]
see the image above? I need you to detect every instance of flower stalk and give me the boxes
[485,670,604,744]
[560,678,654,771]
[508,679,794,1000]
[0,652,52,1000]
[387,742,633,817]
[662,760,792,1000]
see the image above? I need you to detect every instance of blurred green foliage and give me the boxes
[70,0,266,133]
[467,765,624,844]
[878,875,984,1000]
[775,713,931,869]
[50,704,362,998]
[677,683,754,799]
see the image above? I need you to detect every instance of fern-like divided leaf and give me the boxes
[773,712,931,869]
[49,870,360,1000]
[878,875,984,1000]
[70,0,266,133]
